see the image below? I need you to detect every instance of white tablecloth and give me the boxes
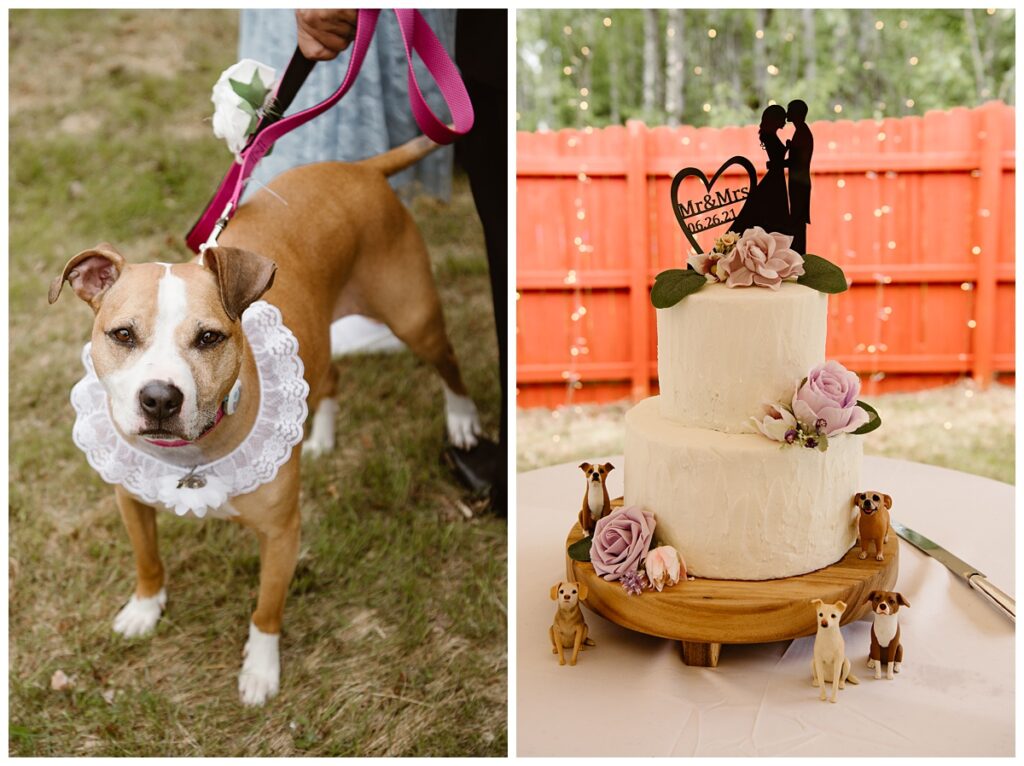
[517,456,1015,756]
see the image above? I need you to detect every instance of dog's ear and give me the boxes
[49,243,125,309]
[550,583,560,601]
[577,581,588,601]
[852,492,864,506]
[835,600,847,613]
[603,462,615,473]
[865,590,879,605]
[202,246,277,322]
[896,592,910,608]
[810,598,823,607]
[579,462,591,473]
[882,493,893,510]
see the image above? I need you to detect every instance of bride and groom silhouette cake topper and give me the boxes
[671,99,814,255]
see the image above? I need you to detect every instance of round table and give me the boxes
[517,456,1014,756]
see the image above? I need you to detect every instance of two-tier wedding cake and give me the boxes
[624,281,862,580]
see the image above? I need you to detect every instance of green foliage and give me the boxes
[517,8,1015,131]
[567,536,593,562]
[853,400,883,435]
[650,268,706,308]
[797,253,849,294]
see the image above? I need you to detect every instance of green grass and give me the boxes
[517,380,1015,485]
[10,9,505,756]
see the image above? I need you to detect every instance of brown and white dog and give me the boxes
[549,580,593,666]
[49,137,482,706]
[854,491,892,561]
[865,589,909,680]
[578,461,613,536]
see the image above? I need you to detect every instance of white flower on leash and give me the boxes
[211,59,277,158]
[155,472,231,518]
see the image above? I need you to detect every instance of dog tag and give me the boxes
[177,466,207,489]
[225,379,242,416]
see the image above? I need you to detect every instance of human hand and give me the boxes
[295,9,358,60]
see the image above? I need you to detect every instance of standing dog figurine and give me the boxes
[855,491,892,561]
[549,580,594,666]
[810,598,859,702]
[48,141,484,706]
[865,590,909,680]
[578,462,613,536]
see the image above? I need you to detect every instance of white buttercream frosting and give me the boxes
[625,396,861,580]
[657,282,827,433]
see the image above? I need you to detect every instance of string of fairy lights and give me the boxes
[520,11,993,440]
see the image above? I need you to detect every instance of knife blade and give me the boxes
[892,520,1014,622]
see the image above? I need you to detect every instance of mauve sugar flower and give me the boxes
[792,360,870,436]
[590,506,656,581]
[719,226,804,290]
[645,545,685,591]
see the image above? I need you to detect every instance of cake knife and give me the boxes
[891,521,1014,622]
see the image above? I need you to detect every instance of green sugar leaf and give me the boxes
[852,400,882,435]
[798,253,849,294]
[651,268,707,309]
[567,536,593,562]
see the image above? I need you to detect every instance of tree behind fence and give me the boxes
[516,102,1015,408]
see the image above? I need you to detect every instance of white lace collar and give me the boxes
[70,300,309,519]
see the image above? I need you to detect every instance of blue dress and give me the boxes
[238,9,455,202]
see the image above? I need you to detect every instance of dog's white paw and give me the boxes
[238,623,280,707]
[304,398,338,458]
[113,588,166,638]
[444,385,482,450]
[867,658,876,669]
[858,552,867,559]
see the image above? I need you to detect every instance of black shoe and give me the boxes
[443,435,500,498]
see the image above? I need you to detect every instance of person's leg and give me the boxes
[456,10,508,515]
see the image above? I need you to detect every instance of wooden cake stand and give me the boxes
[565,506,898,667]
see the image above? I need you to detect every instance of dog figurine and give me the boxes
[865,590,909,680]
[854,491,892,561]
[49,138,483,706]
[578,462,613,536]
[549,580,594,666]
[809,598,859,702]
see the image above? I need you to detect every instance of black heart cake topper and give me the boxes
[670,155,757,255]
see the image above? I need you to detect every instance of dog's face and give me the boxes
[811,598,846,629]
[854,491,892,515]
[50,244,276,446]
[866,590,909,615]
[551,580,587,608]
[579,461,614,485]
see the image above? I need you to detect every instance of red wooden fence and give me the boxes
[516,102,1015,408]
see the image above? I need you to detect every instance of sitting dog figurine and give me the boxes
[578,462,613,536]
[549,580,594,666]
[810,598,859,702]
[855,491,892,561]
[865,590,910,680]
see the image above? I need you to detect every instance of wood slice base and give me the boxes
[566,520,898,667]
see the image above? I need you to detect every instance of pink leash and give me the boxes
[186,8,475,253]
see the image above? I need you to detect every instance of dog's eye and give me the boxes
[108,327,135,346]
[196,330,225,348]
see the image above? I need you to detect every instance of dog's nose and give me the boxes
[139,380,184,421]
[821,620,828,628]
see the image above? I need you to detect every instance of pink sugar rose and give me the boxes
[590,505,656,581]
[720,226,805,290]
[792,360,870,436]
